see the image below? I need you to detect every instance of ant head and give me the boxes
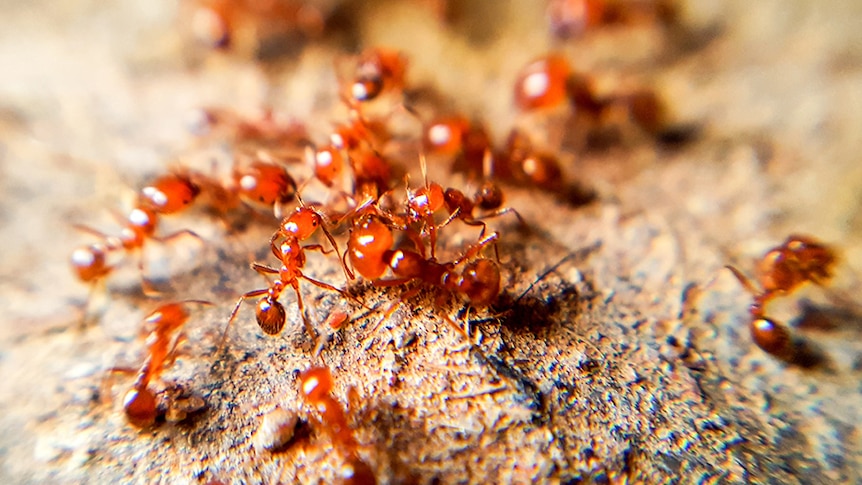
[459,259,501,306]
[123,387,157,428]
[282,206,321,240]
[256,296,286,335]
[408,183,444,218]
[475,181,504,210]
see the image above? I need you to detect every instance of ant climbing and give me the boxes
[108,301,211,427]
[299,366,376,485]
[727,235,837,361]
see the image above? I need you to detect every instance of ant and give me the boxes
[347,214,502,324]
[232,160,298,216]
[546,0,678,39]
[71,173,204,295]
[221,200,356,348]
[727,235,837,360]
[109,301,211,427]
[299,366,376,485]
[513,54,571,112]
[349,47,407,103]
[406,153,524,258]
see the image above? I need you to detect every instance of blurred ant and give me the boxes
[188,0,328,57]
[71,173,205,295]
[349,47,407,103]
[299,366,376,485]
[221,199,357,349]
[546,0,678,39]
[726,235,837,361]
[108,301,211,427]
[190,107,311,160]
[512,54,669,139]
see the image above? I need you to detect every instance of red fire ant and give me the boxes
[221,201,356,347]
[71,174,204,294]
[108,301,211,427]
[349,47,408,103]
[546,0,678,39]
[299,366,376,485]
[513,54,572,112]
[727,235,837,360]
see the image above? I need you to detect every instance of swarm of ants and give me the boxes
[65,0,835,482]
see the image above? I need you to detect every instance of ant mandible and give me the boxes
[727,235,837,360]
[110,300,211,427]
[299,366,376,485]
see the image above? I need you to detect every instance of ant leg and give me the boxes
[102,366,137,406]
[476,207,528,231]
[366,284,422,339]
[303,244,334,255]
[72,224,112,239]
[154,228,204,246]
[319,221,356,280]
[221,288,269,349]
[251,263,279,275]
[290,281,320,352]
[301,273,370,310]
[453,232,500,266]
[436,207,462,232]
[725,265,760,296]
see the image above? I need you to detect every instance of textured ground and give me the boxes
[1,0,861,483]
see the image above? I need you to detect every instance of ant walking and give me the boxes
[221,200,358,349]
[727,234,837,361]
[108,300,211,427]
[298,366,376,485]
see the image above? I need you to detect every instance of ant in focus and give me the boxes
[221,200,357,349]
[298,366,376,485]
[108,300,211,427]
[727,235,837,362]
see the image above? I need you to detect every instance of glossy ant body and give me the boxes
[347,214,502,307]
[111,301,210,427]
[727,235,837,360]
[222,203,354,346]
[350,47,407,103]
[299,366,376,485]
[71,173,204,294]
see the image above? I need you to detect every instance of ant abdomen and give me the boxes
[123,387,158,428]
[256,297,287,335]
[749,317,793,359]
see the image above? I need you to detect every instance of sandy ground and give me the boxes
[0,0,861,483]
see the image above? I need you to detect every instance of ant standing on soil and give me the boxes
[727,235,837,361]
[71,172,204,295]
[109,301,211,427]
[221,201,356,348]
[299,366,376,485]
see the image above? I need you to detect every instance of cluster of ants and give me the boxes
[66,0,834,482]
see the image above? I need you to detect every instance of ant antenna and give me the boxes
[515,241,602,303]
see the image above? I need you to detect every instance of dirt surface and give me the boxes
[1,1,862,483]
